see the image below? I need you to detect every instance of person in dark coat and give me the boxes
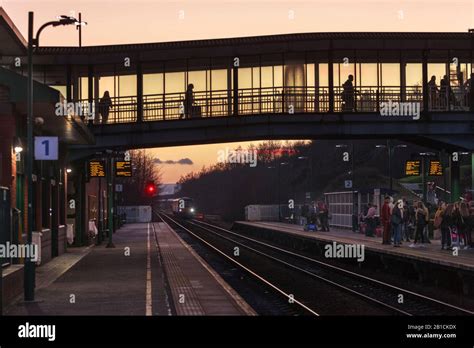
[184,83,194,119]
[99,91,113,124]
[341,75,355,112]
[391,199,404,247]
[381,196,392,245]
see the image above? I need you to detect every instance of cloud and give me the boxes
[154,158,193,165]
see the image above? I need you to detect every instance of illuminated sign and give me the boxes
[115,161,132,177]
[405,160,421,176]
[429,160,443,176]
[89,160,106,177]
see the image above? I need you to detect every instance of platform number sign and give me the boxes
[34,136,58,160]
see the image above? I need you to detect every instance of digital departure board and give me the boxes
[115,161,132,177]
[429,160,443,176]
[405,160,421,176]
[89,160,106,177]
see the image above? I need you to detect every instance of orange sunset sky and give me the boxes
[2,0,474,183]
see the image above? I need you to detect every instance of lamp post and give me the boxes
[375,141,407,193]
[336,143,356,219]
[25,12,86,301]
[276,162,289,222]
[297,155,313,202]
[419,152,437,202]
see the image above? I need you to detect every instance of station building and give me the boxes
[1,6,474,307]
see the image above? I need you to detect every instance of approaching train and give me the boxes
[170,197,196,218]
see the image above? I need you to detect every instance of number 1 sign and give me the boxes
[34,136,59,160]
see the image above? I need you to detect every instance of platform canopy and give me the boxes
[0,7,27,57]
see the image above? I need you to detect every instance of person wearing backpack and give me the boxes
[411,201,428,247]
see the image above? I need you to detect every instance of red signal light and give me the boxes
[145,181,156,196]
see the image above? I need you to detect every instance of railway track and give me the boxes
[158,212,474,316]
[157,212,320,315]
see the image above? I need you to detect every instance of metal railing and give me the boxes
[78,86,472,124]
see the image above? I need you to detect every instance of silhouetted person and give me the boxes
[466,73,474,111]
[342,74,355,112]
[439,75,449,110]
[99,91,113,124]
[428,76,438,110]
[184,83,194,119]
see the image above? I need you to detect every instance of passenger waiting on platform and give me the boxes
[341,74,355,112]
[183,83,194,119]
[405,200,416,241]
[435,201,451,250]
[402,199,411,242]
[459,202,471,249]
[364,203,377,237]
[318,201,330,232]
[381,196,392,245]
[444,203,458,249]
[411,201,428,247]
[451,202,464,248]
[428,76,439,109]
[391,199,404,247]
[469,201,474,247]
[99,91,113,124]
[301,203,309,225]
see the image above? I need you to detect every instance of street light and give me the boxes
[275,162,289,222]
[25,12,86,302]
[297,155,313,202]
[418,152,437,202]
[336,143,357,230]
[375,141,407,192]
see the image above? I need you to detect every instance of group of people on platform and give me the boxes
[301,201,330,232]
[360,196,474,249]
[341,73,474,112]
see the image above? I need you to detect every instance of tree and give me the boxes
[118,150,162,205]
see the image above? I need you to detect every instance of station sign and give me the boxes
[115,161,132,177]
[89,160,106,178]
[34,136,58,160]
[429,160,443,176]
[405,160,421,176]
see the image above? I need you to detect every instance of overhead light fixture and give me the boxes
[13,137,23,153]
[66,168,72,174]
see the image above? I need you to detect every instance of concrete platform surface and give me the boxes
[5,222,255,316]
[155,221,255,315]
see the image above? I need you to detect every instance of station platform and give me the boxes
[154,221,255,315]
[234,221,474,296]
[5,222,254,316]
[235,221,474,271]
